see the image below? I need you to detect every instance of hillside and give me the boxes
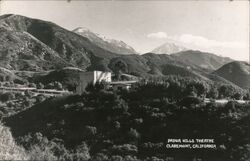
[31,67,85,91]
[0,25,70,71]
[172,50,233,70]
[74,27,138,55]
[0,67,24,83]
[4,95,82,140]
[213,61,250,89]
[0,14,117,71]
[4,81,250,161]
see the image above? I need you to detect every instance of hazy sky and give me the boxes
[1,0,249,61]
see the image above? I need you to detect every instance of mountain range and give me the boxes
[172,50,233,70]
[73,27,138,55]
[0,14,249,89]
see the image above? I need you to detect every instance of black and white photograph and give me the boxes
[0,0,249,160]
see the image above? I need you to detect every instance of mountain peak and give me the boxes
[73,27,91,33]
[74,27,138,55]
[151,42,187,55]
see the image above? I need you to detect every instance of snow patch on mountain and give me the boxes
[151,42,188,55]
[73,27,138,55]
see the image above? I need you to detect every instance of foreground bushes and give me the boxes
[3,77,250,161]
[0,123,28,160]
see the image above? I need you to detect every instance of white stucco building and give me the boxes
[76,71,111,94]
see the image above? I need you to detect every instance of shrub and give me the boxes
[37,82,45,89]
[91,153,109,161]
[0,92,15,102]
[83,126,97,138]
[128,128,140,141]
[72,142,90,161]
[55,81,63,90]
[123,155,140,161]
[110,155,123,161]
[18,133,72,161]
[28,83,37,88]
[35,94,46,103]
[110,144,138,155]
[144,156,164,161]
[0,123,29,160]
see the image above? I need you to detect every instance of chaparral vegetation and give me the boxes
[1,76,250,161]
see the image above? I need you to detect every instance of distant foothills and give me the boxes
[0,14,249,90]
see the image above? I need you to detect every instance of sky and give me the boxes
[1,0,249,61]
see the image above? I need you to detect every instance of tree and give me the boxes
[123,155,140,161]
[73,142,90,161]
[243,92,250,100]
[36,94,46,103]
[0,92,15,102]
[218,85,234,98]
[232,92,243,100]
[127,128,140,141]
[37,83,45,89]
[45,82,55,89]
[4,82,10,87]
[18,133,70,161]
[179,96,202,109]
[28,83,37,88]
[5,75,11,82]
[208,87,219,99]
[144,156,164,161]
[185,84,198,97]
[85,82,106,93]
[110,155,123,161]
[0,76,4,82]
[110,144,138,155]
[55,82,63,90]
[91,153,109,161]
[24,90,33,97]
[114,121,121,130]
[113,60,128,81]
[83,126,97,138]
[23,96,32,107]
[0,111,4,120]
